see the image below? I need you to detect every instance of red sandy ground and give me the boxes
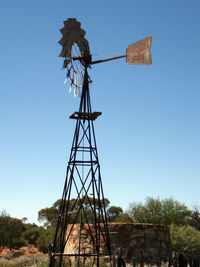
[0,245,40,257]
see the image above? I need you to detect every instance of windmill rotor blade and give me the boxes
[69,83,72,93]
[126,36,152,65]
[63,59,71,69]
[74,85,77,97]
[74,72,76,88]
[76,74,81,97]
[73,73,77,97]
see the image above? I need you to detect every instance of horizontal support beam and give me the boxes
[69,160,98,164]
[52,253,111,257]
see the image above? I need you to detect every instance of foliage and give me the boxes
[170,224,200,260]
[127,197,191,225]
[12,237,28,248]
[38,207,58,228]
[0,210,10,248]
[0,210,45,249]
[23,222,39,231]
[0,210,25,249]
[38,198,110,228]
[113,212,133,222]
[107,206,123,222]
[22,217,28,223]
[36,228,55,253]
[189,206,200,231]
[22,227,44,246]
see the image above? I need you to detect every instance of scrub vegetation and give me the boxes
[1,197,200,266]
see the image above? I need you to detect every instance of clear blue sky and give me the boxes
[0,1,200,224]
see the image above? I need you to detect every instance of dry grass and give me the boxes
[0,253,48,267]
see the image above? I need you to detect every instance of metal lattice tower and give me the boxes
[49,67,111,267]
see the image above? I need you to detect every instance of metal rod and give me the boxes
[52,253,110,257]
[72,54,126,65]
[91,54,126,65]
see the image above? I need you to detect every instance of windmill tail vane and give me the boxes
[126,36,152,65]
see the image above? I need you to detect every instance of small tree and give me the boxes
[107,206,123,222]
[0,211,25,249]
[189,206,200,231]
[0,210,10,248]
[38,198,110,228]
[170,224,200,261]
[22,227,44,245]
[36,228,55,253]
[127,197,191,225]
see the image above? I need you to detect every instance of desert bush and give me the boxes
[0,212,25,249]
[170,224,200,260]
[36,228,55,253]
[22,227,44,246]
[12,237,28,248]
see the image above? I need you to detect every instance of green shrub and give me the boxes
[0,213,25,249]
[114,213,133,222]
[170,224,200,260]
[22,227,44,245]
[36,228,55,253]
[12,237,27,248]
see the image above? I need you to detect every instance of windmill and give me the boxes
[49,18,152,267]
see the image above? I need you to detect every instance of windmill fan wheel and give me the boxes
[59,18,91,97]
